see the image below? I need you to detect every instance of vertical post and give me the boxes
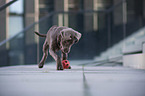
[64,0,68,27]
[93,0,98,31]
[143,0,145,19]
[84,0,94,32]
[122,0,127,46]
[107,13,111,47]
[24,0,39,64]
[54,0,64,26]
[0,0,9,66]
[35,0,39,64]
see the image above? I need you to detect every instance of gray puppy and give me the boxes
[35,25,82,70]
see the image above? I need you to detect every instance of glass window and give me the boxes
[9,0,23,14]
[8,0,24,65]
[9,0,24,37]
[9,16,23,37]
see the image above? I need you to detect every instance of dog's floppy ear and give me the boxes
[60,30,65,37]
[57,29,65,44]
[74,31,82,43]
[60,28,68,37]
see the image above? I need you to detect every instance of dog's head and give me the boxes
[58,28,82,53]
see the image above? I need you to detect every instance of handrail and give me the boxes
[0,12,54,46]
[0,0,17,11]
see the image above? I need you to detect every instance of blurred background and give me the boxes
[0,0,145,67]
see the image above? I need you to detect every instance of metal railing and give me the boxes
[0,0,17,11]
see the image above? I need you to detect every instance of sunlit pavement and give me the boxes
[0,61,145,96]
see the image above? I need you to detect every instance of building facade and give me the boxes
[0,0,145,66]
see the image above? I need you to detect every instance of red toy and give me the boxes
[62,60,71,69]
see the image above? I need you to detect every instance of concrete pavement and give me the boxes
[0,61,145,96]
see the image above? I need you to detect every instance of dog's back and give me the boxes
[47,26,68,45]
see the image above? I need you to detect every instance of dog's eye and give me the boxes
[63,40,72,44]
[70,36,72,39]
[74,37,78,43]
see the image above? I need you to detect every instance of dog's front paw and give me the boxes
[38,63,44,68]
[57,64,63,70]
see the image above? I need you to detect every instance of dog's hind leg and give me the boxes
[38,41,49,68]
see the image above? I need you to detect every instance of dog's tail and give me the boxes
[34,31,46,37]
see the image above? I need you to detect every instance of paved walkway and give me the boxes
[0,62,145,96]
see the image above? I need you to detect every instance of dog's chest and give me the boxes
[51,40,60,52]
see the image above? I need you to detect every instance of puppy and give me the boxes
[35,25,82,70]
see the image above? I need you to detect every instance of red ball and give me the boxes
[62,60,70,69]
